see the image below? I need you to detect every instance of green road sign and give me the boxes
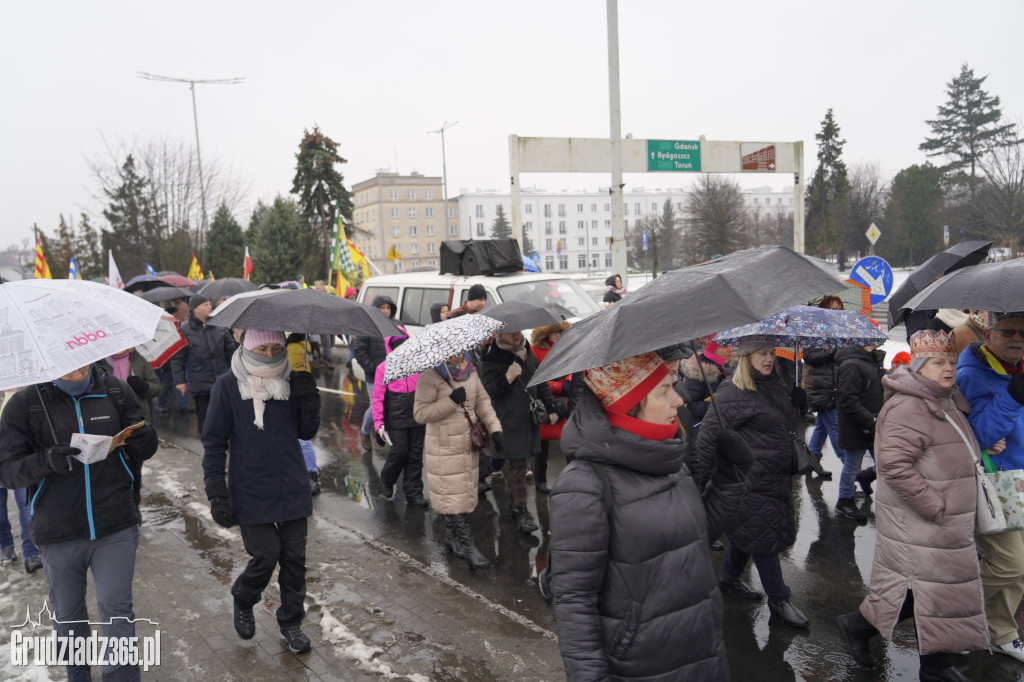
[647,140,701,172]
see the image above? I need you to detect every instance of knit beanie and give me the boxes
[584,352,669,415]
[190,294,211,310]
[467,284,487,301]
[243,329,286,351]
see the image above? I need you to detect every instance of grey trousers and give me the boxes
[38,525,140,682]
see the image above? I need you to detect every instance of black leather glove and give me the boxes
[790,386,808,413]
[292,371,321,412]
[126,375,148,397]
[390,336,407,349]
[1009,373,1024,406]
[491,432,505,454]
[713,429,753,485]
[40,445,80,474]
[205,481,235,528]
[448,387,467,405]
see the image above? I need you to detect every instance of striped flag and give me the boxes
[243,246,253,281]
[68,256,81,280]
[145,262,158,276]
[33,238,52,279]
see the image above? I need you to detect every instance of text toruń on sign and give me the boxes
[647,140,701,172]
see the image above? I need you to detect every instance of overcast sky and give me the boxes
[2,0,1022,250]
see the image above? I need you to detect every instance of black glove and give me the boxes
[205,481,235,528]
[40,445,80,474]
[292,371,321,412]
[790,386,808,412]
[126,375,148,397]
[448,387,467,405]
[1009,373,1024,406]
[713,429,753,485]
[390,336,406,349]
[373,430,386,447]
[491,432,505,455]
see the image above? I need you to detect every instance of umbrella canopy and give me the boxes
[206,288,402,337]
[887,240,993,329]
[714,305,887,349]
[135,314,187,368]
[521,255,540,273]
[196,277,258,302]
[528,245,843,386]
[484,300,572,333]
[124,274,198,293]
[809,280,873,316]
[140,286,195,304]
[902,257,1024,314]
[0,279,164,391]
[382,314,504,385]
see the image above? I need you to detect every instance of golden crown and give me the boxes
[909,330,956,360]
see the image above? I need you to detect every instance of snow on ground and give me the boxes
[316,602,429,682]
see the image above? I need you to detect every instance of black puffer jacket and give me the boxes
[803,348,838,411]
[171,310,237,394]
[477,339,553,460]
[835,347,885,450]
[682,356,724,430]
[0,369,159,545]
[549,389,747,681]
[695,372,798,556]
[352,295,397,381]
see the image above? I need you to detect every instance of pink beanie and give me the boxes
[243,329,286,350]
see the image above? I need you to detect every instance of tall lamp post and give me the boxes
[137,72,244,260]
[428,121,458,239]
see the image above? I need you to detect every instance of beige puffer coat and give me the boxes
[413,367,501,515]
[859,367,988,655]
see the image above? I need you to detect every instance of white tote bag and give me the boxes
[944,413,1008,535]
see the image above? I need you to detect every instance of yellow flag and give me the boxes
[186,253,205,282]
[34,238,52,279]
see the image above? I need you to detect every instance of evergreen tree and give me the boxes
[74,213,105,281]
[687,175,748,263]
[290,127,353,276]
[920,63,1015,190]
[48,214,76,278]
[878,164,945,266]
[490,204,513,239]
[250,196,317,283]
[805,109,852,267]
[205,203,245,279]
[103,155,160,278]
[522,231,537,258]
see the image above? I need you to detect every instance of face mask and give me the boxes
[54,372,94,397]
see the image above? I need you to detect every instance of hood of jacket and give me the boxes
[682,357,722,382]
[835,346,878,367]
[604,274,620,287]
[560,388,686,476]
[883,366,971,418]
[371,295,397,318]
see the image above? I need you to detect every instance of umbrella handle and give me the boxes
[34,384,61,446]
[690,340,726,432]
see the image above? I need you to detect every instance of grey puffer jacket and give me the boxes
[549,389,748,682]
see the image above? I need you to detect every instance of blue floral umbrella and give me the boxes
[713,305,886,350]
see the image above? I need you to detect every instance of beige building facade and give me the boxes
[351,172,460,274]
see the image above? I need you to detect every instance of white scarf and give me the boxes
[231,348,291,429]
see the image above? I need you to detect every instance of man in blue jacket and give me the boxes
[957,311,1024,663]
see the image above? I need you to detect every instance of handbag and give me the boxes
[519,376,548,425]
[790,435,815,476]
[462,409,489,450]
[981,450,1024,531]
[943,412,1008,534]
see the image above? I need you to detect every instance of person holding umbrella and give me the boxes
[172,294,238,434]
[530,321,571,494]
[201,329,322,655]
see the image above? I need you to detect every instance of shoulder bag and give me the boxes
[943,412,1008,534]
[764,388,814,476]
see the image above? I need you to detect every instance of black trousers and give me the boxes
[536,440,551,485]
[194,393,211,435]
[380,425,425,497]
[846,591,952,672]
[232,518,308,626]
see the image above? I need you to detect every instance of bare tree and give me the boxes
[975,125,1024,257]
[843,161,889,259]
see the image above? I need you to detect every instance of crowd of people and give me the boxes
[1,264,1023,681]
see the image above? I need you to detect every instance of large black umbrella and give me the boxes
[887,240,992,329]
[485,300,573,333]
[123,274,198,293]
[206,288,402,337]
[528,245,843,386]
[196,277,258,302]
[902,257,1024,314]
[139,286,195,304]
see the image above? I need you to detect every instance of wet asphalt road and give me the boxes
[151,357,1024,682]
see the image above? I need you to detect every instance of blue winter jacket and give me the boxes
[957,342,1024,470]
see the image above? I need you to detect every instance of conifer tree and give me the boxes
[805,109,851,266]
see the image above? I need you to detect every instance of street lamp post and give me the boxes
[428,121,458,239]
[137,72,244,260]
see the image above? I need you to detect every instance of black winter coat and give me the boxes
[683,357,724,430]
[695,372,799,556]
[835,347,884,450]
[202,367,321,526]
[549,390,748,681]
[0,369,159,545]
[478,340,553,460]
[803,348,838,411]
[171,310,237,394]
[352,295,397,382]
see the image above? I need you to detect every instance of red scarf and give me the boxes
[604,409,679,441]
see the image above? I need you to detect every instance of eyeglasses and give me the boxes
[994,328,1024,339]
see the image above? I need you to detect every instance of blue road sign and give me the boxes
[849,256,894,306]
[642,231,649,252]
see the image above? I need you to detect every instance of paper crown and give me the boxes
[584,352,668,414]
[909,330,956,360]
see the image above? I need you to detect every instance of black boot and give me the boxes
[768,598,809,628]
[511,505,539,534]
[835,611,875,669]
[812,453,833,479]
[718,577,762,600]
[309,471,321,496]
[857,467,877,496]
[443,515,465,558]
[454,514,490,570]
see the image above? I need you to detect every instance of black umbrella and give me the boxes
[139,286,195,304]
[887,240,992,329]
[196,277,258,302]
[485,300,573,333]
[902,257,1024,314]
[528,245,843,386]
[205,288,402,337]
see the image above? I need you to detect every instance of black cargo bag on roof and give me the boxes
[440,239,522,276]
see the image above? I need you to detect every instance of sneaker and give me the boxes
[280,624,312,654]
[991,638,1024,663]
[0,546,16,562]
[512,505,539,534]
[24,556,43,574]
[233,602,256,640]
[836,497,869,522]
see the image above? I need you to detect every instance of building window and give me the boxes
[545,239,553,250]
[544,221,552,235]
[525,204,533,214]
[392,227,401,237]
[427,242,436,253]
[558,204,566,217]
[408,208,417,218]
[476,223,485,237]
[676,202,683,211]
[651,202,657,211]
[448,207,457,217]
[577,203,584,212]
[592,237,599,245]
[407,189,416,199]
[605,255,612,267]
[448,224,459,235]
[426,225,435,236]
[425,207,434,218]
[425,190,433,199]
[778,197,783,205]
[393,260,403,272]
[389,189,398,199]
[411,260,420,267]
[577,238,584,247]
[390,208,399,218]
[604,203,610,212]
[543,204,551,218]
[429,259,437,266]
[409,225,418,236]
[559,260,568,270]
[558,221,566,234]
[411,244,419,254]
[634,202,641,214]
[591,203,597,212]
[546,258,554,270]
[578,254,586,268]
[605,220,611,228]
[475,204,484,218]
[592,220,598,229]
[624,204,629,216]
[577,221,584,230]
[591,256,599,268]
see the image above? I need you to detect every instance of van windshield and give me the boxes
[495,279,601,319]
